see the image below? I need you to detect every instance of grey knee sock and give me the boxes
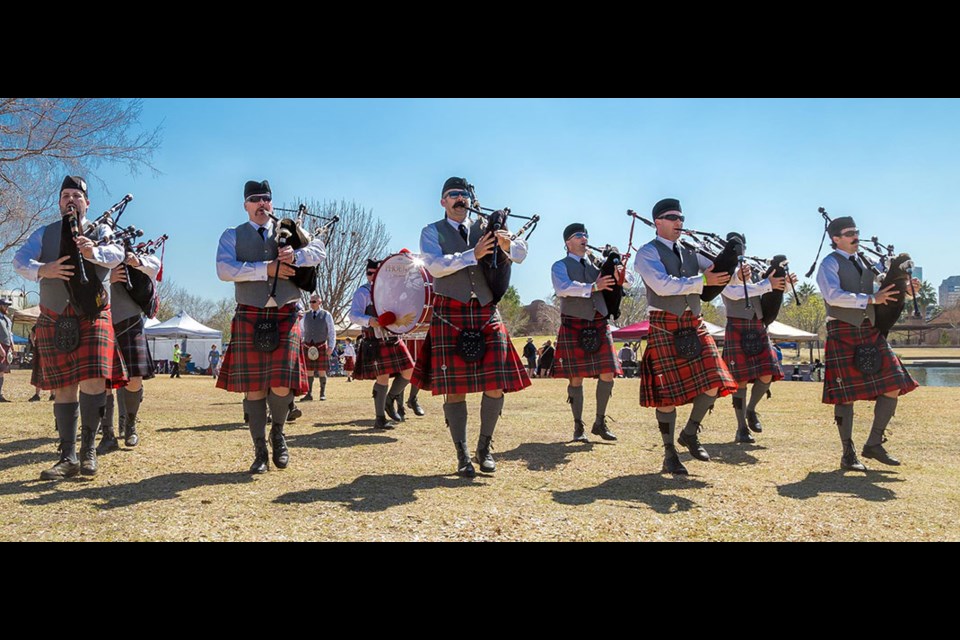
[54,402,80,462]
[480,394,504,437]
[79,392,106,434]
[320,376,327,395]
[120,387,143,424]
[116,387,127,424]
[101,393,115,436]
[683,393,716,435]
[835,404,854,443]
[656,409,676,446]
[595,379,614,422]
[567,385,584,422]
[867,396,898,446]
[388,376,409,400]
[444,401,468,442]
[245,398,268,440]
[267,390,293,428]
[0,376,5,396]
[732,387,748,430]
[308,376,315,394]
[747,380,771,411]
[408,385,419,402]
[373,383,389,418]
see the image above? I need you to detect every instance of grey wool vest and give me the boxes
[558,256,608,320]
[644,239,702,317]
[302,310,330,343]
[431,218,494,305]
[722,289,762,320]
[234,222,301,308]
[111,275,147,324]
[823,252,876,327]
[39,219,111,314]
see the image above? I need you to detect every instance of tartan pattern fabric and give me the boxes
[412,294,531,395]
[639,310,738,407]
[113,315,155,380]
[352,335,414,380]
[301,342,330,374]
[552,313,622,378]
[31,304,127,390]
[822,319,918,404]
[343,355,355,372]
[216,303,307,394]
[721,316,784,384]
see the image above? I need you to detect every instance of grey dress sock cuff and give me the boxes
[373,382,389,418]
[267,390,293,427]
[444,400,468,442]
[54,402,80,460]
[595,379,614,420]
[567,384,584,422]
[79,391,106,430]
[480,394,505,437]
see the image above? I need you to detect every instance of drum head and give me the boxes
[371,252,433,335]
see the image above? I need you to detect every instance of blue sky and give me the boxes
[78,98,959,304]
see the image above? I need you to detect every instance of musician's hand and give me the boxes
[704,265,731,287]
[124,252,141,267]
[495,230,512,253]
[268,259,296,280]
[38,256,74,281]
[369,318,381,328]
[74,235,95,259]
[474,233,496,260]
[595,275,617,292]
[111,265,127,284]
[873,283,900,305]
[789,273,798,285]
[910,277,921,292]
[277,245,296,265]
[769,275,787,291]
[738,264,752,282]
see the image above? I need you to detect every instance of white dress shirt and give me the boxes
[633,236,713,312]
[215,219,326,283]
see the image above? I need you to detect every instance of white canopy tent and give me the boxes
[144,312,222,370]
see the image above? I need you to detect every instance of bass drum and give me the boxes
[371,251,434,336]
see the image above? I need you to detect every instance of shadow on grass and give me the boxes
[552,474,710,514]
[496,441,596,471]
[275,473,482,512]
[286,429,397,451]
[156,422,244,433]
[0,437,55,456]
[708,442,766,466]
[309,419,379,429]
[0,472,253,509]
[777,470,903,502]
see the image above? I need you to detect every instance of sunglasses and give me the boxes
[444,190,471,199]
[246,195,272,204]
[657,214,685,222]
[568,232,589,239]
[840,229,860,238]
[366,271,376,276]
[310,299,321,303]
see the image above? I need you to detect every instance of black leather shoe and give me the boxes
[677,429,710,461]
[249,438,269,474]
[97,433,120,455]
[79,426,98,476]
[746,410,763,433]
[374,416,397,430]
[28,394,41,402]
[287,404,302,422]
[591,416,618,441]
[735,425,756,444]
[475,435,496,473]
[573,420,589,443]
[395,397,406,421]
[0,396,10,403]
[455,441,476,478]
[319,393,326,401]
[841,441,867,471]
[862,443,900,466]
[406,398,425,416]
[40,457,80,480]
[124,420,139,447]
[302,394,314,402]
[661,444,689,475]
[385,395,403,422]
[270,425,289,469]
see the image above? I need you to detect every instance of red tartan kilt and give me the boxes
[343,355,355,371]
[301,342,330,374]
[352,334,414,380]
[110,315,155,386]
[639,310,737,407]
[31,305,127,390]
[552,313,622,379]
[721,317,784,384]
[822,319,918,404]
[411,295,531,395]
[216,303,307,394]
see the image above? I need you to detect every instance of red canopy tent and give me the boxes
[611,321,649,341]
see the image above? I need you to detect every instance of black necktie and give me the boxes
[672,243,682,262]
[458,223,468,244]
[312,312,317,319]
[580,258,587,268]
[257,226,266,240]
[850,255,863,276]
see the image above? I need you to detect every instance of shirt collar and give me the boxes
[655,236,676,250]
[446,216,471,231]
[567,252,587,262]
[834,248,858,259]
[248,220,272,233]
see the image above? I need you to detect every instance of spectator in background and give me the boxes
[537,340,555,378]
[208,344,221,379]
[523,337,538,377]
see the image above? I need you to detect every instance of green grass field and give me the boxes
[0,369,957,541]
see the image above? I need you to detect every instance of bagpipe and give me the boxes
[266,204,339,307]
[626,210,798,324]
[806,206,919,336]
[463,181,539,305]
[585,243,625,321]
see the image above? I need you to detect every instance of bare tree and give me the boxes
[615,283,649,327]
[498,286,530,335]
[0,98,161,285]
[155,280,218,324]
[276,198,390,325]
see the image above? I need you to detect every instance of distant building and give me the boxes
[912,266,923,282]
[940,276,960,309]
